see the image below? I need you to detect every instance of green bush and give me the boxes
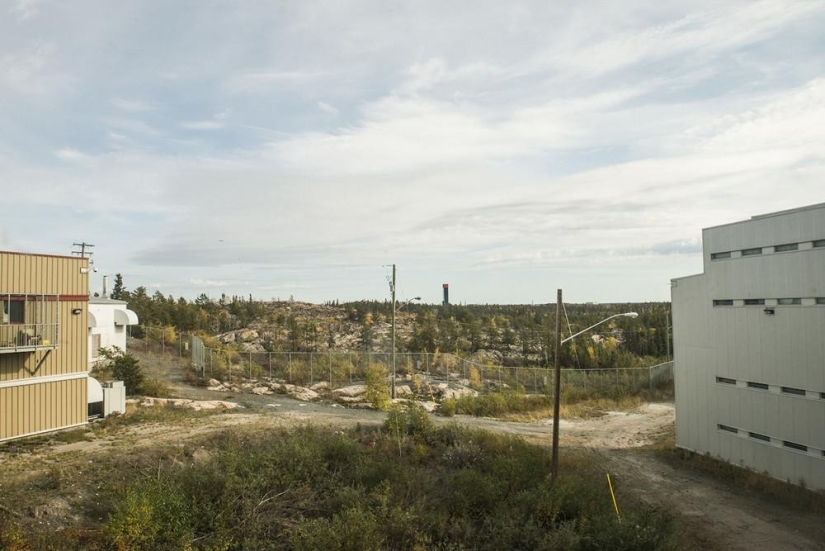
[95,347,144,395]
[453,391,553,417]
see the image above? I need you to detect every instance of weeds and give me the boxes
[5,422,679,550]
[659,447,825,515]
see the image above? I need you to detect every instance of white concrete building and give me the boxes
[671,203,825,490]
[88,296,138,369]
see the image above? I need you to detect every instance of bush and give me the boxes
[365,363,391,410]
[96,347,144,395]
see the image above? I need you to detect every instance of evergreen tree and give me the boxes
[111,273,126,300]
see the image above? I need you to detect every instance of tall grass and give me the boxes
[5,412,679,550]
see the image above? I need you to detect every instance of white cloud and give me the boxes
[109,97,156,112]
[182,120,224,130]
[8,0,42,20]
[317,101,338,116]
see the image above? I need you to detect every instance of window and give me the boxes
[783,441,808,452]
[813,239,825,248]
[777,298,801,305]
[749,432,770,442]
[716,376,736,385]
[781,386,805,396]
[747,381,769,390]
[1,299,24,324]
[774,243,798,252]
[711,251,731,260]
[91,334,101,355]
[713,299,734,306]
[741,247,762,256]
[817,298,825,305]
[718,424,738,433]
[744,299,765,305]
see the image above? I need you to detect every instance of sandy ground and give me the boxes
[2,393,823,550]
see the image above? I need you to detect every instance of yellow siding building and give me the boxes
[1,251,90,441]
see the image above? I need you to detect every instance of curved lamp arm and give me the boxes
[560,312,638,344]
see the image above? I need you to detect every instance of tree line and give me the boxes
[111,274,672,369]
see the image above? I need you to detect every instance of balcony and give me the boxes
[0,323,59,354]
[1,294,60,354]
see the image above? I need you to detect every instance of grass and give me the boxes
[444,381,674,421]
[0,406,681,551]
[657,446,825,516]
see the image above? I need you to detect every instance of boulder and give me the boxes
[289,387,320,402]
[333,385,366,397]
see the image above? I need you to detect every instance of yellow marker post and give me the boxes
[607,473,621,520]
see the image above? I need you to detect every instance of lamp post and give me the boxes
[550,289,637,481]
[389,263,420,399]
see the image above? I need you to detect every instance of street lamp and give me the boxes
[560,312,638,344]
[550,289,637,481]
[389,263,421,399]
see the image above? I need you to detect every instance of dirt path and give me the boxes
[604,450,825,551]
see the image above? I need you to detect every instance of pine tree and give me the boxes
[111,273,126,300]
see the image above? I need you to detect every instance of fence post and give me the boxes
[329,351,333,389]
[310,352,314,386]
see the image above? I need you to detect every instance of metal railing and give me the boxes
[0,323,59,353]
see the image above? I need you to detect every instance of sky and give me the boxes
[2,1,824,305]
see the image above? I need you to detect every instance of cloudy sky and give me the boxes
[2,1,824,304]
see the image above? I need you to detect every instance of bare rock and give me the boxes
[333,385,366,397]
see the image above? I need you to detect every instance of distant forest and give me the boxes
[110,274,672,369]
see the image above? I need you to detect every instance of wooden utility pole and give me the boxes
[71,242,95,258]
[551,288,562,481]
[390,264,397,399]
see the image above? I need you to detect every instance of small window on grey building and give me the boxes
[816,298,825,305]
[774,243,798,252]
[777,298,801,305]
[781,386,805,396]
[747,381,769,390]
[749,432,770,442]
[741,247,762,256]
[820,392,825,400]
[718,424,738,433]
[716,376,736,385]
[783,441,808,452]
[713,299,734,306]
[813,239,825,248]
[711,251,731,260]
[744,299,765,305]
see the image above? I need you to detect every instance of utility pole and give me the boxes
[390,264,397,399]
[71,242,95,259]
[551,288,562,482]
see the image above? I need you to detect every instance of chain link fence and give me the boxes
[183,334,673,396]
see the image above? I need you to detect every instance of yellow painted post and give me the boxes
[607,473,621,520]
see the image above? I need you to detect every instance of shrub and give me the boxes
[365,363,391,410]
[96,347,144,395]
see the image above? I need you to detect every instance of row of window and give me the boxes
[713,298,825,306]
[717,424,823,457]
[715,376,825,400]
[711,239,825,260]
